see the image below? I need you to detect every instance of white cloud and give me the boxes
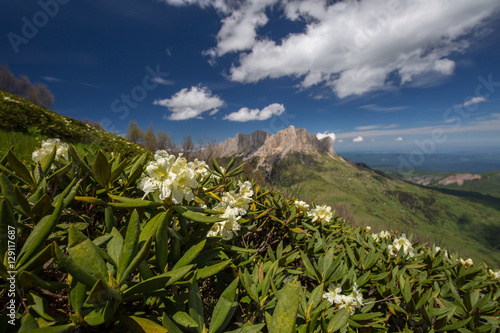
[462,96,487,107]
[385,124,400,129]
[338,139,344,143]
[154,86,225,120]
[42,76,64,82]
[359,105,408,112]
[178,0,500,98]
[316,131,336,141]
[355,125,381,131]
[394,137,404,141]
[353,136,364,143]
[223,103,285,122]
[151,77,175,86]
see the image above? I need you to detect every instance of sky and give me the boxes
[1,0,500,153]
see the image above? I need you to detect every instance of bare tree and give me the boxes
[144,123,157,151]
[156,130,176,152]
[182,133,194,160]
[126,120,143,143]
[0,63,17,92]
[0,63,55,109]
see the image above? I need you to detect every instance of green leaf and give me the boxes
[69,281,87,316]
[212,156,223,174]
[161,313,183,333]
[188,279,205,332]
[172,311,199,329]
[175,206,226,223]
[119,236,153,285]
[328,308,350,332]
[437,317,472,332]
[197,260,231,280]
[104,206,116,232]
[17,194,64,268]
[16,243,53,273]
[120,316,168,333]
[156,213,170,273]
[0,173,18,206]
[18,271,67,292]
[53,242,98,288]
[107,227,124,266]
[269,282,300,333]
[74,196,108,206]
[209,277,239,333]
[20,324,75,333]
[117,210,141,282]
[68,145,93,177]
[84,301,115,326]
[68,226,109,283]
[7,149,35,187]
[108,201,163,209]
[14,185,32,217]
[31,194,52,221]
[40,146,57,176]
[224,324,266,333]
[172,239,206,270]
[110,158,127,182]
[0,197,16,265]
[300,251,318,281]
[123,265,194,296]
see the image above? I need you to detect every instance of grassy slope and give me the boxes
[0,90,148,159]
[278,152,500,266]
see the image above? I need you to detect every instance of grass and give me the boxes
[276,151,500,266]
[0,89,149,158]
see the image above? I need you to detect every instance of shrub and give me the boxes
[0,145,499,332]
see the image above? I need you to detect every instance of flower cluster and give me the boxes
[207,180,254,239]
[294,200,310,215]
[488,269,500,279]
[307,204,333,225]
[323,283,363,314]
[388,234,414,258]
[371,230,391,242]
[32,138,69,163]
[139,151,199,204]
[459,258,474,268]
[188,158,210,180]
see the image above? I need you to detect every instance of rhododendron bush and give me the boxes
[0,141,499,332]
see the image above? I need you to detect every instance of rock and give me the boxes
[213,125,335,163]
[437,173,481,186]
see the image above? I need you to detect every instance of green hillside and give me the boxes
[0,89,148,160]
[268,152,500,267]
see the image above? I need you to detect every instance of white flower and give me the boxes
[307,205,333,225]
[294,200,310,214]
[365,226,371,233]
[323,284,343,305]
[188,159,210,180]
[488,269,500,279]
[435,246,441,253]
[32,138,69,163]
[207,181,253,240]
[237,180,254,199]
[388,234,414,258]
[372,230,391,242]
[459,258,474,267]
[350,282,363,308]
[138,151,198,204]
[323,283,363,315]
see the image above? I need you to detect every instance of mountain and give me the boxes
[213,125,334,171]
[215,127,500,266]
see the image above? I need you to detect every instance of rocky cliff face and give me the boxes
[213,125,335,165]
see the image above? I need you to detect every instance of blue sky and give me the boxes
[1,0,500,153]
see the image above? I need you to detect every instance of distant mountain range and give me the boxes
[215,126,500,266]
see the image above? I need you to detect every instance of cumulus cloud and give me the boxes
[166,0,499,98]
[316,131,336,141]
[154,86,225,120]
[353,136,364,143]
[223,103,285,122]
[462,96,487,107]
[394,137,404,141]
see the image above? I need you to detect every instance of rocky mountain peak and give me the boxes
[213,125,335,163]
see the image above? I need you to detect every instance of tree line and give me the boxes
[0,63,54,109]
[125,120,218,161]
